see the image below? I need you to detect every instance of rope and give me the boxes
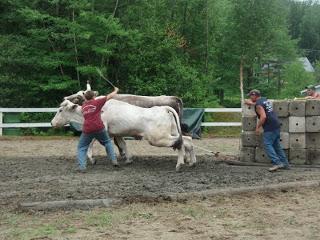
[193,144,220,157]
[96,68,117,89]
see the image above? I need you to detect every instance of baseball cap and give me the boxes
[247,89,261,97]
[306,85,316,90]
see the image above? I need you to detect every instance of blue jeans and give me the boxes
[263,129,289,166]
[77,129,117,170]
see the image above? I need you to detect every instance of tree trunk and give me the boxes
[72,9,81,88]
[205,0,209,74]
[100,0,119,69]
[240,57,245,103]
[170,0,176,20]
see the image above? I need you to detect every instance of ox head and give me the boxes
[64,90,99,105]
[51,100,82,127]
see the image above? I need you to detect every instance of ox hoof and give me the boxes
[112,161,120,167]
[89,158,96,165]
[188,162,196,168]
[175,163,184,172]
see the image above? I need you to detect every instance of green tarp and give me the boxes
[182,108,205,139]
[70,108,205,139]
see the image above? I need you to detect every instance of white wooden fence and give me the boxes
[0,108,242,136]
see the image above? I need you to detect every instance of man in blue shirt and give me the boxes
[245,89,290,172]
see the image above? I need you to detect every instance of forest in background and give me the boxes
[1,0,320,108]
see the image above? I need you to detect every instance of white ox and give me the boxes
[65,92,184,126]
[51,99,196,171]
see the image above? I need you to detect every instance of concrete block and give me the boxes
[289,117,305,133]
[306,116,320,132]
[306,133,320,149]
[255,147,270,163]
[241,132,257,147]
[289,149,307,165]
[256,133,264,147]
[280,132,289,149]
[307,149,320,165]
[273,100,289,117]
[289,100,306,116]
[306,99,320,116]
[242,103,256,117]
[284,149,289,159]
[239,147,255,162]
[255,133,288,149]
[289,133,306,149]
[242,117,257,131]
[278,117,289,132]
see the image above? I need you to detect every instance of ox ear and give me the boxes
[70,104,78,111]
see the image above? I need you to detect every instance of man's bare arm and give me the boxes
[106,87,119,100]
[256,105,266,132]
[244,99,256,106]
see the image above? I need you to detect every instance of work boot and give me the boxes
[268,164,284,172]
[74,168,87,173]
[282,164,291,170]
[112,160,119,167]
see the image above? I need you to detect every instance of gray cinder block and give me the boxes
[289,149,307,165]
[289,117,305,133]
[280,132,289,149]
[278,117,289,132]
[289,100,306,117]
[306,99,320,116]
[256,133,264,147]
[242,117,257,131]
[306,133,320,149]
[240,147,255,162]
[284,149,289,159]
[273,100,289,117]
[306,116,320,132]
[242,103,256,117]
[307,149,320,165]
[241,131,257,147]
[289,133,306,149]
[255,147,270,163]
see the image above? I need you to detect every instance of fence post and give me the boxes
[0,111,3,136]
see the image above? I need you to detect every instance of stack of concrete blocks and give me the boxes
[305,100,320,165]
[240,99,320,165]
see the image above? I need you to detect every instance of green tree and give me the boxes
[280,61,316,98]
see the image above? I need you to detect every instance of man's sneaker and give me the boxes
[282,165,291,170]
[268,164,284,172]
[74,168,87,173]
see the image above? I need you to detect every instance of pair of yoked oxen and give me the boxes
[51,85,196,171]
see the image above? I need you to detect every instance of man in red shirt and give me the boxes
[77,87,119,172]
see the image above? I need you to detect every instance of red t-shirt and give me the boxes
[81,97,107,133]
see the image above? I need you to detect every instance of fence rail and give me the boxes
[0,108,242,136]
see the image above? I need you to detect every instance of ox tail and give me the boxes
[166,106,183,150]
[173,97,190,136]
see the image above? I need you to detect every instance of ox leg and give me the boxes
[147,136,185,171]
[176,147,185,172]
[183,136,197,166]
[114,137,126,160]
[114,137,132,164]
[87,139,96,165]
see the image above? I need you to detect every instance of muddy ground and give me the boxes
[1,137,320,212]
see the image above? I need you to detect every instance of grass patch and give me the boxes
[85,211,113,227]
[202,112,242,137]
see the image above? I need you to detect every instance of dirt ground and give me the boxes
[1,188,320,240]
[1,137,320,239]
